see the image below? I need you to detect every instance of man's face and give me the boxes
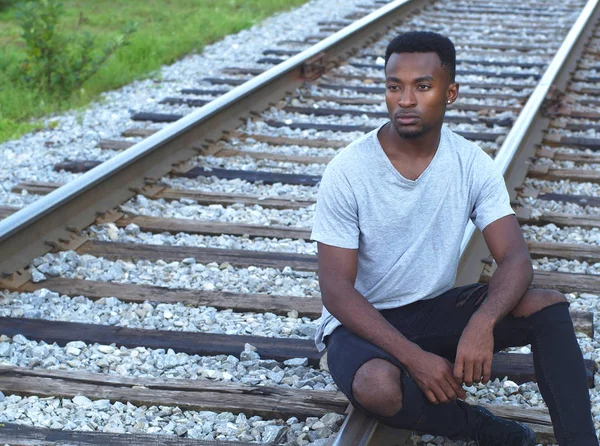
[384,52,457,140]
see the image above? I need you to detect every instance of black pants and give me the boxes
[325,283,598,445]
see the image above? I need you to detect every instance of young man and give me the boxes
[311,31,598,446]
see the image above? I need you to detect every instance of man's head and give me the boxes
[385,31,456,81]
[383,31,458,140]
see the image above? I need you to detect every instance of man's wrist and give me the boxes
[392,342,424,368]
[469,310,498,330]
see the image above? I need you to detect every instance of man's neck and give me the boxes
[379,122,442,161]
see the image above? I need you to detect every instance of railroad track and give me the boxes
[0,0,599,444]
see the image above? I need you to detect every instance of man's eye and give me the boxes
[418,84,431,90]
[387,85,399,91]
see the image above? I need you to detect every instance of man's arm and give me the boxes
[454,215,533,385]
[319,242,466,404]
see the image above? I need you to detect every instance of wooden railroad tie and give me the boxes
[516,206,600,230]
[0,318,594,387]
[115,128,349,149]
[536,147,600,163]
[0,365,347,419]
[0,422,271,446]
[482,270,600,299]
[20,277,323,319]
[527,241,600,264]
[52,158,324,185]
[517,190,600,208]
[0,205,20,219]
[117,215,311,240]
[542,134,600,150]
[528,164,600,185]
[76,240,319,272]
[73,237,600,275]
[11,181,317,209]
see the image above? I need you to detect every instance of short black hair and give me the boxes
[384,31,456,82]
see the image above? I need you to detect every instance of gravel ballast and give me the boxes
[0,0,596,443]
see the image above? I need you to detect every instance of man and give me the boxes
[311,31,598,445]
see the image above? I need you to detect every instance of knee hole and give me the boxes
[546,290,567,304]
[352,359,403,416]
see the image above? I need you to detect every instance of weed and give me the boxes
[14,0,137,98]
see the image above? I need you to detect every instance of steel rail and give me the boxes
[0,0,432,276]
[334,0,600,444]
[456,0,600,286]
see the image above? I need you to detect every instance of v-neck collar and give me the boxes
[374,122,445,187]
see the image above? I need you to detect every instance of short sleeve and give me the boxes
[311,163,359,249]
[470,153,515,231]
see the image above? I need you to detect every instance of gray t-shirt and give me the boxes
[311,124,514,351]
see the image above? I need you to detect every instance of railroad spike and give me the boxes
[44,240,61,251]
[66,226,80,234]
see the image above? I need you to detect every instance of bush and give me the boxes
[14,0,136,97]
[0,0,17,11]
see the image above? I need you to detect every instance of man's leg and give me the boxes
[496,289,598,445]
[326,284,597,444]
[326,324,475,437]
[412,284,597,445]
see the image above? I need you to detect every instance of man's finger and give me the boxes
[473,361,483,384]
[453,356,464,382]
[463,359,474,386]
[431,384,449,404]
[447,374,466,399]
[425,389,439,405]
[482,359,492,384]
[440,379,458,402]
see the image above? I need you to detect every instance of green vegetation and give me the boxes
[0,0,309,143]
[14,0,137,97]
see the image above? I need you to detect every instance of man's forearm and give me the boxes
[473,253,533,326]
[322,283,423,366]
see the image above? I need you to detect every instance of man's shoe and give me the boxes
[461,404,536,446]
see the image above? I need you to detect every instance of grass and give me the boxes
[0,0,310,143]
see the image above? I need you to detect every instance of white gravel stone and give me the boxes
[86,224,316,255]
[0,393,344,442]
[30,250,320,297]
[160,177,318,199]
[524,178,600,199]
[0,335,336,391]
[120,196,315,227]
[522,224,600,245]
[0,289,318,339]
[194,154,326,176]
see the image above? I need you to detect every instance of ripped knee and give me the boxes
[510,289,567,318]
[352,358,403,416]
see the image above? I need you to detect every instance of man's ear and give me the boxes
[446,82,459,104]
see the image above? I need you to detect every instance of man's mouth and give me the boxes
[395,114,420,125]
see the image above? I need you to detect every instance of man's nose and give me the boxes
[399,89,416,107]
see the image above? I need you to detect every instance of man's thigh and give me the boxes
[383,283,530,362]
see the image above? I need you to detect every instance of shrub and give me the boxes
[0,0,17,11]
[14,0,136,97]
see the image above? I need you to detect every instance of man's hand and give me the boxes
[405,349,466,404]
[454,316,495,386]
